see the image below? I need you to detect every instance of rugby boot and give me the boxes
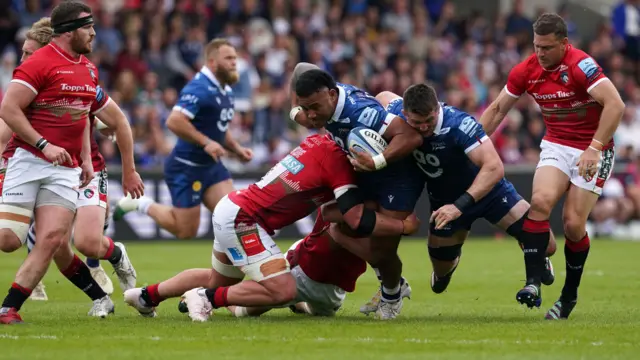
[0,307,23,324]
[541,257,555,286]
[516,283,542,308]
[124,287,157,317]
[360,278,411,315]
[545,297,577,320]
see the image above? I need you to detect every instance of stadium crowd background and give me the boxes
[0,0,638,237]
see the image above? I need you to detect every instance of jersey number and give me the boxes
[217,108,234,132]
[413,150,443,178]
[326,132,346,150]
[255,163,287,189]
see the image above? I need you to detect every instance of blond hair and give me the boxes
[204,38,234,61]
[26,17,53,48]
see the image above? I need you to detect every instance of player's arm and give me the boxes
[479,63,526,136]
[324,147,419,236]
[223,130,242,155]
[0,82,40,146]
[378,116,423,163]
[478,87,519,136]
[94,100,136,173]
[454,118,504,211]
[335,186,418,237]
[374,91,401,108]
[0,118,13,152]
[588,79,625,146]
[167,92,214,147]
[463,140,504,204]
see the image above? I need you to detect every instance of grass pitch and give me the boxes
[1,238,639,359]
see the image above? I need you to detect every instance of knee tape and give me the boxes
[0,204,33,244]
[428,244,462,262]
[211,253,245,279]
[241,254,290,282]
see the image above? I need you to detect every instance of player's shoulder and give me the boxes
[441,104,478,130]
[565,46,601,77]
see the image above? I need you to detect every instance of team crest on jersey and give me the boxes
[192,181,202,192]
[87,65,96,82]
[84,189,94,199]
[560,71,569,84]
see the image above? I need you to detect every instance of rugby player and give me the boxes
[368,85,557,303]
[0,1,111,324]
[114,39,252,240]
[124,134,419,321]
[290,66,421,320]
[479,13,624,318]
[180,212,367,318]
[0,17,143,302]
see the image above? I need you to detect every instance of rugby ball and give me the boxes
[347,127,388,158]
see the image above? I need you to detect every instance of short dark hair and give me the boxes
[403,84,439,116]
[533,13,567,39]
[51,1,92,28]
[295,69,338,98]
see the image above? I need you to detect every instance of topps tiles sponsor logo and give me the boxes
[61,84,96,92]
[532,90,575,100]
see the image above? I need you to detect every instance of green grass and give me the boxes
[1,238,639,359]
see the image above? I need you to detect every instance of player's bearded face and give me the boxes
[533,33,567,69]
[71,25,95,54]
[214,45,239,85]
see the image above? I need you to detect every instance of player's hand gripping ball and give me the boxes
[347,127,387,172]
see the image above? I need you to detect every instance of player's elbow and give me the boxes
[342,205,364,232]
[486,156,504,180]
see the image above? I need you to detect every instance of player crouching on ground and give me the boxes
[179,211,366,318]
[124,134,419,321]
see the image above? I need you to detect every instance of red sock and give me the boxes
[61,255,84,277]
[566,233,590,252]
[204,287,229,308]
[102,237,115,260]
[145,284,166,306]
[523,218,550,233]
[11,282,32,296]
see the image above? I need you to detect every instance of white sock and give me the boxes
[137,197,155,215]
[234,306,249,317]
[381,283,401,303]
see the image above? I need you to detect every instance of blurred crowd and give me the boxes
[0,0,639,234]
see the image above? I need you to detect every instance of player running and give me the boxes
[0,1,115,324]
[124,134,419,321]
[479,13,624,318]
[373,84,557,301]
[0,17,143,302]
[179,211,367,318]
[291,66,422,320]
[114,39,252,240]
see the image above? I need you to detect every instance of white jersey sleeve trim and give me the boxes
[587,77,609,94]
[378,113,396,136]
[333,184,357,199]
[172,105,195,120]
[464,135,490,154]
[11,79,38,95]
[91,97,111,115]
[503,85,520,99]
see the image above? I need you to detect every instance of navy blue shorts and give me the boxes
[429,179,523,237]
[357,158,425,212]
[164,156,231,208]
